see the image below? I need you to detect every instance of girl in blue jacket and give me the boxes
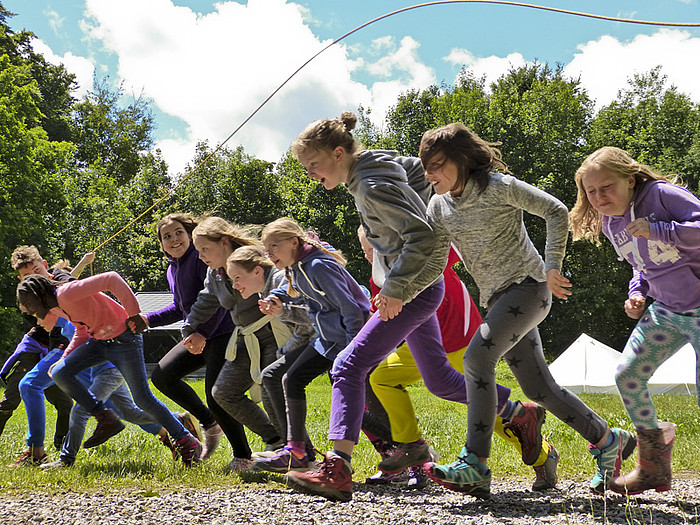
[256,217,370,473]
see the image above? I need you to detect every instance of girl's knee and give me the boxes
[150,366,166,389]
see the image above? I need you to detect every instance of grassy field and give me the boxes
[0,360,699,494]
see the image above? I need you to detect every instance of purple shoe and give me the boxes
[252,446,310,473]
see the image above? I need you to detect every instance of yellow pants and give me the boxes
[369,342,548,466]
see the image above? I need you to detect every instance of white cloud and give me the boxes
[445,49,528,89]
[30,39,94,100]
[45,8,65,33]
[564,29,700,109]
[79,0,434,175]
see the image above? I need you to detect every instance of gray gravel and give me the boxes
[2,477,700,524]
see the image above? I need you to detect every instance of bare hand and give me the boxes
[373,293,403,321]
[126,314,148,334]
[624,296,646,319]
[183,333,206,354]
[546,269,572,300]
[258,296,283,315]
[627,218,651,239]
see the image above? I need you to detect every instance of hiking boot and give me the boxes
[177,412,203,442]
[83,408,125,448]
[424,447,491,500]
[504,401,545,466]
[406,465,429,490]
[532,443,559,491]
[175,433,203,467]
[7,449,48,468]
[588,427,637,494]
[159,434,178,460]
[285,452,354,502]
[223,457,254,473]
[253,446,310,473]
[200,423,223,461]
[378,439,432,474]
[41,458,73,470]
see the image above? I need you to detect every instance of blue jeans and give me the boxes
[19,348,92,447]
[52,331,188,441]
[61,365,162,464]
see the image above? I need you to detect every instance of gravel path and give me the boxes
[2,477,700,524]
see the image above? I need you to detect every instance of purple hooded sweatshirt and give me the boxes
[147,243,233,338]
[602,180,700,312]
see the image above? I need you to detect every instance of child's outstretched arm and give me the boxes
[70,252,96,278]
[259,295,284,316]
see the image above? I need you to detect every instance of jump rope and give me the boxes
[85,0,700,271]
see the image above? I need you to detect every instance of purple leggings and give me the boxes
[328,281,510,443]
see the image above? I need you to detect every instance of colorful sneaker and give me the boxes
[40,458,73,470]
[424,448,491,500]
[7,450,48,468]
[200,423,223,461]
[285,452,354,502]
[253,446,310,473]
[159,434,178,460]
[504,401,545,466]
[177,412,203,442]
[532,443,559,491]
[378,439,432,474]
[83,408,125,448]
[406,465,429,490]
[175,433,203,467]
[589,428,637,494]
[223,457,254,473]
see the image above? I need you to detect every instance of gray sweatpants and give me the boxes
[212,327,280,445]
[464,278,608,458]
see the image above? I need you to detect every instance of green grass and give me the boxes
[1,360,699,494]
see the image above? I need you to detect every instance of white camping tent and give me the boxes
[549,333,697,395]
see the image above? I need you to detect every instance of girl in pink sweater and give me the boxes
[17,272,202,466]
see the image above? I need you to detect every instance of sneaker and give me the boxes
[223,457,254,473]
[41,458,73,470]
[424,447,491,500]
[504,401,545,466]
[588,428,637,494]
[532,443,559,491]
[7,450,48,468]
[406,465,429,490]
[175,433,203,467]
[253,446,310,473]
[83,408,126,448]
[365,469,407,485]
[177,412,203,442]
[285,452,354,502]
[159,434,178,460]
[200,423,223,461]
[378,440,432,474]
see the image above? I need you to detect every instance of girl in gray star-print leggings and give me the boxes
[420,123,635,497]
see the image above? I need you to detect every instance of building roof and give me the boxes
[135,292,183,331]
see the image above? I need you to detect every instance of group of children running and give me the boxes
[5,111,699,504]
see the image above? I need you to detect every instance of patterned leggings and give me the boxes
[615,302,700,430]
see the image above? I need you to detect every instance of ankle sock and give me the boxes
[288,441,306,458]
[599,431,614,450]
[333,450,352,464]
[500,400,520,421]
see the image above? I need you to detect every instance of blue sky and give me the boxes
[5,0,700,175]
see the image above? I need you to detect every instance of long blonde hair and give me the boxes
[227,245,274,273]
[291,111,362,160]
[261,217,345,297]
[192,216,259,251]
[570,147,678,244]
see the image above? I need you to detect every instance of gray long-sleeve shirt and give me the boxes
[427,172,569,308]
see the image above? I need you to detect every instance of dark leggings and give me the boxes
[151,331,251,459]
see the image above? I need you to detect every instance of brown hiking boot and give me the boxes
[83,408,125,448]
[8,449,48,468]
[175,433,203,467]
[285,452,353,502]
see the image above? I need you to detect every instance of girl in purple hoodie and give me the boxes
[571,146,700,495]
[142,213,251,462]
